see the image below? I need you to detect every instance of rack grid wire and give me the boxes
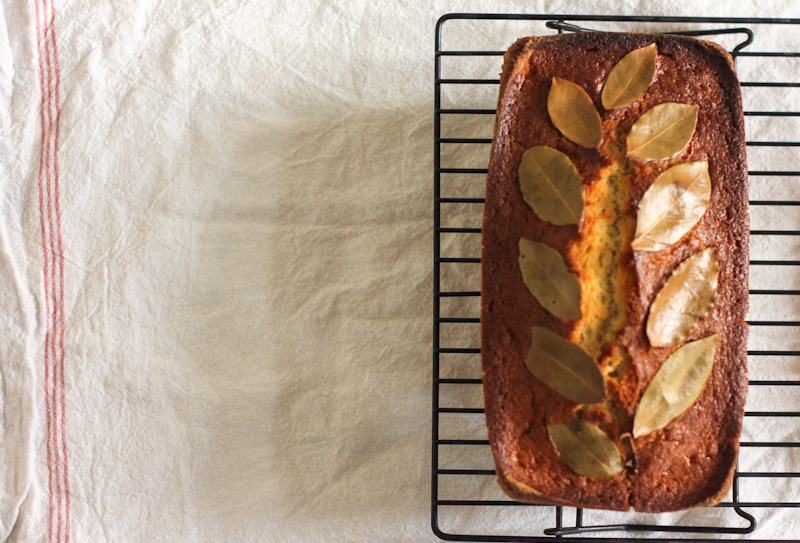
[433,13,800,543]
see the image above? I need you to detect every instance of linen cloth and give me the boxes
[2,0,800,541]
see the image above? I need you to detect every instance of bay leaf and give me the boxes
[631,161,711,252]
[519,238,582,320]
[518,146,584,226]
[633,334,719,438]
[602,43,658,110]
[547,77,603,149]
[548,418,623,478]
[626,103,699,161]
[646,248,719,347]
[525,326,605,404]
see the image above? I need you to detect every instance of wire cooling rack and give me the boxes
[433,14,800,542]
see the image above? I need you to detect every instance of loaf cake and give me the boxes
[481,32,749,513]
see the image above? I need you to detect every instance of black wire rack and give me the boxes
[433,14,800,542]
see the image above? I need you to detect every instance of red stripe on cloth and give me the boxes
[49,0,71,539]
[32,0,55,540]
[42,9,61,543]
[41,7,60,543]
[35,0,69,540]
[42,3,62,538]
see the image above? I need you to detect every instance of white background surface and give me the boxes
[2,1,800,542]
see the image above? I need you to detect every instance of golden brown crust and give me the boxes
[482,32,749,513]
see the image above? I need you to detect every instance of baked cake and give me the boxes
[481,32,749,512]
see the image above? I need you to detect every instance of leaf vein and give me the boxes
[530,157,580,223]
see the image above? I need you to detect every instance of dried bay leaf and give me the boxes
[647,248,719,347]
[525,326,605,404]
[548,418,623,478]
[519,238,582,320]
[633,334,719,438]
[547,77,603,149]
[631,161,711,252]
[602,43,658,110]
[518,146,584,226]
[627,103,699,161]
